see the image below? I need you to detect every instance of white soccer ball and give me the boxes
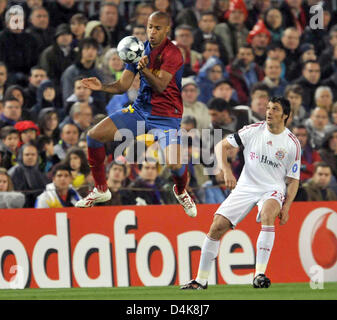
[117,36,145,64]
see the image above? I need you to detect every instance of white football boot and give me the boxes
[173,184,197,218]
[75,187,111,208]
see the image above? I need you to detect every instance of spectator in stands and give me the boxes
[3,84,30,120]
[181,77,211,130]
[0,6,39,83]
[263,7,284,42]
[14,120,40,146]
[8,142,48,207]
[226,44,264,104]
[37,135,61,176]
[23,66,48,110]
[305,107,335,150]
[54,123,79,160]
[250,84,270,122]
[38,108,60,145]
[31,79,57,116]
[192,11,228,65]
[332,103,337,126]
[0,0,7,30]
[125,3,154,32]
[132,24,147,42]
[35,162,81,208]
[281,27,301,81]
[0,168,25,209]
[319,128,337,179]
[292,124,321,182]
[39,23,76,89]
[247,19,271,67]
[279,0,308,33]
[0,97,22,129]
[246,0,272,30]
[99,48,125,85]
[195,56,227,104]
[261,57,288,96]
[213,0,230,23]
[59,102,93,136]
[175,0,214,29]
[63,146,90,189]
[0,125,19,169]
[46,0,82,28]
[0,62,7,100]
[214,0,249,62]
[293,60,321,112]
[212,79,238,107]
[319,25,337,80]
[314,86,333,114]
[99,2,128,47]
[84,20,110,69]
[20,0,43,26]
[266,42,286,79]
[26,6,54,53]
[302,162,337,201]
[70,13,87,50]
[61,37,105,108]
[284,84,307,125]
[174,24,202,77]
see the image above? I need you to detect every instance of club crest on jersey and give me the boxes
[275,148,286,160]
[267,140,272,146]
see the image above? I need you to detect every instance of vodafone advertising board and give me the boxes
[0,202,336,289]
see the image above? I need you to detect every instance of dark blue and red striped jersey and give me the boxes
[126,38,184,118]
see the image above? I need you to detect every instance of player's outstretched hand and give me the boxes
[81,77,102,91]
[223,168,237,190]
[278,205,289,225]
[137,55,149,70]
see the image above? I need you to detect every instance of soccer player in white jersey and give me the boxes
[181,96,301,289]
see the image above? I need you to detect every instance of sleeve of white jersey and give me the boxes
[286,140,301,180]
[226,123,261,148]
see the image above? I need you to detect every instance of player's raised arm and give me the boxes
[81,69,136,95]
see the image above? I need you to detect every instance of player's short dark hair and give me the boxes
[52,162,72,177]
[208,97,233,113]
[270,96,291,124]
[314,161,331,173]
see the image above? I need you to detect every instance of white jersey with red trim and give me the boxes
[226,121,301,194]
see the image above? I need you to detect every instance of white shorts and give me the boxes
[215,186,285,227]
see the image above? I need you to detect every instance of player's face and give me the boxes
[147,16,170,48]
[266,102,287,127]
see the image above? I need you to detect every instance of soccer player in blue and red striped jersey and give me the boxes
[75,11,197,217]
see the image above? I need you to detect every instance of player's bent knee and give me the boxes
[208,215,231,240]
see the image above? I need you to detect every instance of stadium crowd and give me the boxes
[0,0,336,209]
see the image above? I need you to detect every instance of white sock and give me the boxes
[255,225,275,277]
[196,236,220,286]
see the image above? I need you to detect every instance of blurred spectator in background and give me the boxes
[247,19,271,67]
[227,44,264,104]
[319,128,337,180]
[63,146,90,189]
[0,6,39,84]
[70,13,87,50]
[302,162,337,201]
[46,0,82,28]
[261,57,288,96]
[181,77,211,130]
[35,162,81,208]
[0,125,19,169]
[54,123,79,159]
[266,42,286,79]
[60,102,93,136]
[319,25,337,80]
[0,62,7,100]
[37,135,61,176]
[263,7,284,42]
[332,103,337,126]
[250,83,270,122]
[26,6,54,53]
[212,79,238,107]
[84,20,110,68]
[305,107,335,150]
[3,84,30,119]
[61,38,105,108]
[292,124,321,182]
[213,0,230,23]
[0,97,22,129]
[14,120,40,146]
[23,66,48,110]
[100,48,125,84]
[8,142,48,207]
[38,108,60,144]
[293,60,321,112]
[192,11,228,65]
[192,39,221,74]
[99,2,128,47]
[126,3,154,33]
[246,0,272,30]
[132,24,147,42]
[31,79,57,116]
[174,24,201,77]
[0,0,7,31]
[284,84,307,125]
[214,0,249,62]
[0,168,25,209]
[279,0,308,33]
[39,23,76,90]
[314,86,333,114]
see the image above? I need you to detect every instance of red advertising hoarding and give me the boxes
[0,202,336,288]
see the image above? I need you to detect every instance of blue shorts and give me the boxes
[109,105,181,151]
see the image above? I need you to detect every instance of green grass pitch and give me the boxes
[0,282,336,300]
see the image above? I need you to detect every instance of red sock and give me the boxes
[173,165,188,194]
[88,145,108,192]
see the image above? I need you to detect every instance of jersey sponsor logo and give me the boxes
[275,148,286,160]
[292,163,298,173]
[260,155,281,168]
